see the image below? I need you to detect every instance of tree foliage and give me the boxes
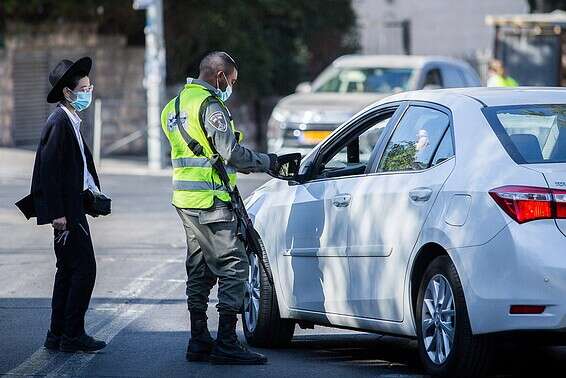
[1,0,359,98]
[0,0,146,45]
[164,0,358,97]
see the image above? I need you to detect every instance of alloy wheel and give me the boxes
[421,274,456,365]
[244,253,261,332]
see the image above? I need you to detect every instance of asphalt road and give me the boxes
[1,148,565,377]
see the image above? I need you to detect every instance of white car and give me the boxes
[267,55,480,154]
[243,88,566,377]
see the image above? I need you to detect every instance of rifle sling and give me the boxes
[174,90,274,285]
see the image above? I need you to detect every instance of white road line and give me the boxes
[4,260,177,377]
[45,278,183,377]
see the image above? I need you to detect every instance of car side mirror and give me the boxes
[295,82,312,93]
[270,153,302,181]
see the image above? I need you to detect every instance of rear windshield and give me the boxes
[483,104,566,164]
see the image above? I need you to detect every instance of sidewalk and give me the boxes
[0,147,269,181]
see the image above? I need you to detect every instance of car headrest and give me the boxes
[550,129,566,161]
[510,134,543,162]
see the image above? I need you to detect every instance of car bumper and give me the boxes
[451,220,566,335]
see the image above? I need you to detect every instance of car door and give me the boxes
[276,104,401,316]
[346,103,456,322]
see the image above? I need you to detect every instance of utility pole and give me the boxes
[134,0,167,169]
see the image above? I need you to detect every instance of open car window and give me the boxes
[314,113,394,179]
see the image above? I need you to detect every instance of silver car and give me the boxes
[268,54,480,154]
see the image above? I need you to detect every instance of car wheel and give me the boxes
[243,241,295,347]
[416,256,493,377]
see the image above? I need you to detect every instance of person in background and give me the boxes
[487,59,518,87]
[18,57,106,353]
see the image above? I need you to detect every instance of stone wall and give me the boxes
[0,23,146,154]
[0,47,14,146]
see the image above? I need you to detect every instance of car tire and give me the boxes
[416,256,493,377]
[242,241,295,347]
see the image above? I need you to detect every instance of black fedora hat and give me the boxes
[47,57,92,103]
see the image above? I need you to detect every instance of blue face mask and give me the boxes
[70,91,92,112]
[216,72,233,102]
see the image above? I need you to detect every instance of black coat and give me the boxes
[16,106,101,226]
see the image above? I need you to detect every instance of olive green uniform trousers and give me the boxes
[176,203,249,315]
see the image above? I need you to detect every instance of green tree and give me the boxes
[1,0,359,98]
[0,0,145,45]
[163,0,359,97]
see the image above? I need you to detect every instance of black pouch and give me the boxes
[83,190,111,217]
[15,194,36,219]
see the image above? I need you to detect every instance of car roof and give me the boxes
[332,54,467,69]
[379,87,566,107]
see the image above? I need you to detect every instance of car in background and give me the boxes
[245,87,566,377]
[267,54,480,154]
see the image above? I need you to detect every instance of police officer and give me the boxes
[487,59,518,87]
[161,51,277,365]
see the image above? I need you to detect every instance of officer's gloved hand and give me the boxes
[268,153,280,174]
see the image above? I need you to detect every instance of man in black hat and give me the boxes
[16,57,106,352]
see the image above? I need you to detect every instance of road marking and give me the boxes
[4,260,181,377]
[46,277,183,377]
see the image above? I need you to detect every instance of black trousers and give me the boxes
[50,215,96,337]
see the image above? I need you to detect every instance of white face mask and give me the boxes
[216,72,232,102]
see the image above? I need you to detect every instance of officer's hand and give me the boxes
[268,153,280,174]
[52,216,67,231]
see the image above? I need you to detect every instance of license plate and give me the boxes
[301,130,332,144]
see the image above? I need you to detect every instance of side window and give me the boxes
[431,127,454,166]
[317,114,393,178]
[423,68,443,88]
[378,106,450,172]
[442,66,466,88]
[462,69,479,86]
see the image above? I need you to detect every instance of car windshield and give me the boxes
[484,104,566,164]
[312,67,414,94]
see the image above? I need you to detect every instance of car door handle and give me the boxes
[409,187,433,202]
[332,194,351,207]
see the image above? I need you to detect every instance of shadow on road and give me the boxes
[283,332,566,377]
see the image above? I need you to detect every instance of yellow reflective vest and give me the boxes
[161,82,239,209]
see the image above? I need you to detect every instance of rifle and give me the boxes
[174,92,275,286]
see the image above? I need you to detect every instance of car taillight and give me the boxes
[489,185,566,224]
[554,190,566,218]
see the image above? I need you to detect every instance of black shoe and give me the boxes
[44,330,61,350]
[209,314,267,365]
[60,333,106,353]
[186,312,215,362]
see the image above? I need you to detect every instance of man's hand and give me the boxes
[52,216,67,231]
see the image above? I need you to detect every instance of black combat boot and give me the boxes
[186,312,215,361]
[60,333,106,353]
[209,314,268,365]
[44,330,61,350]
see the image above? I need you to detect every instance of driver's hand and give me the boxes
[268,153,280,173]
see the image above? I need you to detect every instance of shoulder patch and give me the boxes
[207,111,228,132]
[167,111,187,131]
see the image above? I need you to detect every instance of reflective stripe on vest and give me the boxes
[173,180,226,191]
[172,157,237,174]
[161,83,241,209]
